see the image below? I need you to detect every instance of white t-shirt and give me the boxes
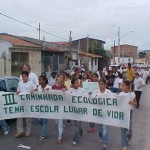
[17,81,36,94]
[119,91,135,109]
[49,77,56,86]
[142,70,148,78]
[92,88,111,98]
[20,72,39,86]
[134,77,145,91]
[113,77,123,88]
[38,85,51,91]
[69,87,85,95]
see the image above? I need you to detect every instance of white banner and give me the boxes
[0,91,131,128]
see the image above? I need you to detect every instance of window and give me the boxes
[95,58,97,65]
[7,79,19,92]
[0,80,7,92]
[11,52,29,76]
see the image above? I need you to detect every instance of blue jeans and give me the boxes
[121,128,128,147]
[99,124,108,144]
[121,110,133,147]
[73,121,82,143]
[38,118,48,137]
[0,120,9,131]
[58,119,64,139]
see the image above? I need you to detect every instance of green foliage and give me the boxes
[89,41,107,62]
[139,51,146,58]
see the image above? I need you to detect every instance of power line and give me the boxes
[0,12,68,41]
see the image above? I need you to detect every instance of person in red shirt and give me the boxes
[52,74,67,143]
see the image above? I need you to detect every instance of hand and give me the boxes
[62,88,66,92]
[16,91,20,94]
[129,101,133,105]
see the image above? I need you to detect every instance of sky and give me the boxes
[0,0,150,50]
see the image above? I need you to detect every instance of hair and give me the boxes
[41,72,46,76]
[134,72,139,76]
[122,80,133,91]
[51,72,57,76]
[99,79,106,85]
[128,63,131,67]
[63,72,70,79]
[57,73,65,79]
[39,75,48,85]
[92,73,98,78]
[72,72,80,79]
[71,78,79,85]
[23,64,31,69]
[21,71,29,76]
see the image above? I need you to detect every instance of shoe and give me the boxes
[25,131,31,137]
[57,138,62,144]
[87,128,95,133]
[121,147,127,150]
[99,138,102,143]
[39,136,47,142]
[4,129,9,135]
[15,132,24,138]
[128,138,131,145]
[103,144,108,150]
[72,141,77,146]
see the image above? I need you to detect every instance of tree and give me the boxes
[89,41,109,67]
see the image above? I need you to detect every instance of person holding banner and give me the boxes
[119,80,136,150]
[15,71,37,138]
[52,74,67,144]
[68,78,86,146]
[87,73,99,133]
[92,79,111,150]
[37,75,50,142]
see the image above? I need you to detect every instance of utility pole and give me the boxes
[77,40,80,65]
[118,27,120,64]
[87,34,89,53]
[38,23,41,40]
[69,31,72,61]
[114,40,116,64]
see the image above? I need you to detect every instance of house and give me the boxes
[0,33,68,76]
[17,37,68,73]
[111,44,138,64]
[79,52,102,72]
[0,33,41,76]
[53,40,103,72]
[72,37,105,53]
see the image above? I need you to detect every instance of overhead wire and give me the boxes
[0,12,68,41]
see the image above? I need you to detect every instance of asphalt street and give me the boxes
[0,85,149,150]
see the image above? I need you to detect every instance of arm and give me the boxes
[129,97,137,106]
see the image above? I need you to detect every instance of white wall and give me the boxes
[0,40,13,76]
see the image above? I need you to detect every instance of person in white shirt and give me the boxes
[133,72,145,108]
[15,71,37,138]
[49,72,57,86]
[37,75,51,142]
[68,78,85,146]
[92,79,111,149]
[20,64,39,86]
[142,68,148,83]
[118,80,136,150]
[112,72,123,93]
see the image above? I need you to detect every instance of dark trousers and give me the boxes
[134,91,142,107]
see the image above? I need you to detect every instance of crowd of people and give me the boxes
[0,63,148,150]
